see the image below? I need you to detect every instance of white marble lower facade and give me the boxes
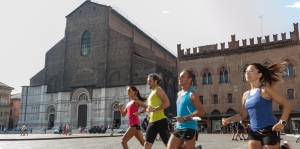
[18,84,150,130]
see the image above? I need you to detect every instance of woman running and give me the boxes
[119,86,148,149]
[222,61,291,149]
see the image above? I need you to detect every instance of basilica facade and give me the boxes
[19,1,177,130]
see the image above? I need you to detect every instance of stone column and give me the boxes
[87,100,92,126]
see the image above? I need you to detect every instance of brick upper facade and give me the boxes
[178,23,300,133]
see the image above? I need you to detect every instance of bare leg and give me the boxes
[144,142,153,149]
[121,127,136,149]
[135,130,145,146]
[167,134,183,149]
[248,140,263,149]
[264,143,279,149]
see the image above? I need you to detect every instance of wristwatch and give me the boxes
[183,117,187,121]
[279,120,287,126]
[152,108,156,112]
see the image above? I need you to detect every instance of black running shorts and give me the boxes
[248,125,280,146]
[173,128,198,141]
[145,118,170,144]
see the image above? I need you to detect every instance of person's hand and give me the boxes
[272,122,284,132]
[118,103,124,108]
[222,118,229,126]
[147,105,153,112]
[174,116,185,123]
[133,112,140,116]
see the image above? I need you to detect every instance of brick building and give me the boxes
[19,0,177,130]
[177,23,300,133]
[0,82,14,131]
[9,93,21,129]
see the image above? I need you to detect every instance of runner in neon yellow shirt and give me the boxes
[144,73,170,149]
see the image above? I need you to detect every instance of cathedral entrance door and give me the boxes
[114,111,120,128]
[78,105,87,128]
[48,114,55,129]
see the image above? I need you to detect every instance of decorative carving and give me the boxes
[79,94,88,101]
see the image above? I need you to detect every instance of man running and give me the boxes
[167,69,205,149]
[144,73,170,149]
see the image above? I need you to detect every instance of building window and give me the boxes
[10,109,12,115]
[213,94,218,104]
[287,89,295,99]
[284,63,294,77]
[11,102,13,105]
[202,68,212,84]
[50,108,55,112]
[219,66,229,83]
[113,103,119,109]
[81,30,91,56]
[0,112,2,117]
[191,77,196,86]
[189,69,197,86]
[262,61,271,67]
[199,96,204,104]
[203,72,212,84]
[79,94,88,101]
[228,93,233,103]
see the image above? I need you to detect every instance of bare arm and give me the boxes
[133,100,148,116]
[118,103,127,117]
[222,92,248,126]
[263,86,291,121]
[263,86,291,131]
[150,88,170,111]
[185,92,205,119]
[175,92,205,123]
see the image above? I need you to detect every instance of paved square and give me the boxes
[0,133,298,149]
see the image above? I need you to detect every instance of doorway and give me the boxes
[114,111,120,128]
[78,105,87,128]
[48,114,55,129]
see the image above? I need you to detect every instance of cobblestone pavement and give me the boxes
[0,133,298,149]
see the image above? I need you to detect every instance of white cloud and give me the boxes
[162,11,171,14]
[286,1,300,9]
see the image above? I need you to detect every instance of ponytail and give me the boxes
[129,86,147,102]
[251,61,286,87]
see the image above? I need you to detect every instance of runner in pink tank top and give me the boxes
[126,99,141,126]
[119,86,148,149]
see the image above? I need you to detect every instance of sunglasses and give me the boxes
[150,73,155,77]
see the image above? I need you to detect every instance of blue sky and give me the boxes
[0,0,299,93]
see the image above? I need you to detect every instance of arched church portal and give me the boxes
[48,107,55,129]
[78,105,87,128]
[112,103,120,128]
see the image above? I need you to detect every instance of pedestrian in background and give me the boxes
[59,124,63,135]
[141,115,149,133]
[63,124,67,135]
